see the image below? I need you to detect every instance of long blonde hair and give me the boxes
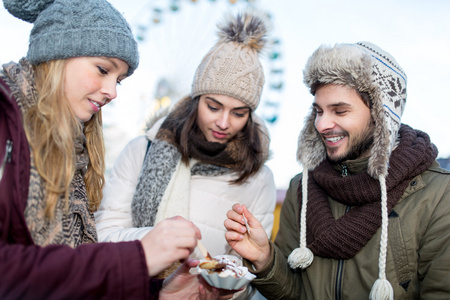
[25,60,105,218]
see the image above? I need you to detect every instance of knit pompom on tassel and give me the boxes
[369,278,394,300]
[287,247,314,269]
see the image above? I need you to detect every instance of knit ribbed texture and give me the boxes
[131,96,270,228]
[1,59,98,247]
[191,11,268,110]
[297,125,437,259]
[294,42,411,300]
[355,42,407,178]
[3,0,139,75]
[2,0,53,22]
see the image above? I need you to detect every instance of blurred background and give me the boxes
[1,0,449,191]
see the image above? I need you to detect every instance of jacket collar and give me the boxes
[333,156,369,176]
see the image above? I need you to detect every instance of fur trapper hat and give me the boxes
[191,11,269,111]
[298,42,407,177]
[289,42,407,300]
[3,0,139,76]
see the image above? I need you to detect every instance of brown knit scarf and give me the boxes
[132,97,246,227]
[299,124,437,259]
[156,97,243,169]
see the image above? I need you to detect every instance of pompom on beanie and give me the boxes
[191,11,269,111]
[3,0,139,76]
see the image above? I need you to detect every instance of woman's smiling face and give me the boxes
[64,56,128,122]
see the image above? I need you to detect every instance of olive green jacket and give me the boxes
[247,161,450,299]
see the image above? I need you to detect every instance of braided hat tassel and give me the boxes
[288,170,314,269]
[369,174,394,300]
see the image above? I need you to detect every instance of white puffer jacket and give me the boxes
[95,123,277,260]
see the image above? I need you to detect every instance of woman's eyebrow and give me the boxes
[102,57,118,68]
[205,96,250,110]
[205,96,223,106]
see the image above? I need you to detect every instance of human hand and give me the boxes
[141,216,201,277]
[160,259,236,300]
[224,204,270,270]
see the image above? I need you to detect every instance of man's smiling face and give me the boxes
[313,84,374,163]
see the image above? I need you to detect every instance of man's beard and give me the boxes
[326,121,375,164]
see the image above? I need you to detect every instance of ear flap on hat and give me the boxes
[296,42,407,300]
[296,109,325,170]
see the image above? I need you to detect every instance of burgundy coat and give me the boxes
[0,77,163,299]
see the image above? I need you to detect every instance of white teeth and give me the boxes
[90,100,100,108]
[326,136,344,143]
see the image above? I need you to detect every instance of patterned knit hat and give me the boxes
[191,11,269,111]
[289,42,407,300]
[3,0,139,76]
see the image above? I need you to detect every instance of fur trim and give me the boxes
[143,106,171,134]
[299,42,407,178]
[143,95,193,134]
[296,111,325,170]
[217,11,269,53]
[303,44,373,95]
[295,42,408,299]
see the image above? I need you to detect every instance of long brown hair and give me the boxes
[164,96,266,184]
[26,60,105,218]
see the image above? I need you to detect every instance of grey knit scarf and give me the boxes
[131,137,230,227]
[131,95,269,227]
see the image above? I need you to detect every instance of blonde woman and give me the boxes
[0,0,230,299]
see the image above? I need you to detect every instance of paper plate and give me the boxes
[199,268,256,290]
[197,255,256,290]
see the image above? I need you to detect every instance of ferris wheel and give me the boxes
[132,0,285,124]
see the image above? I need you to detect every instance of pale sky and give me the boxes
[1,0,449,189]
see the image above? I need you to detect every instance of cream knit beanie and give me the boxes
[191,11,268,111]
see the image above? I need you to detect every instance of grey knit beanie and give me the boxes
[3,0,139,76]
[191,11,268,111]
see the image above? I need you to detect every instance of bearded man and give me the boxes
[224,42,450,300]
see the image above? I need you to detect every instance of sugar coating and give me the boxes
[207,255,248,278]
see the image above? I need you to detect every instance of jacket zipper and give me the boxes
[335,205,351,299]
[0,140,13,181]
[335,259,344,300]
[341,164,348,177]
